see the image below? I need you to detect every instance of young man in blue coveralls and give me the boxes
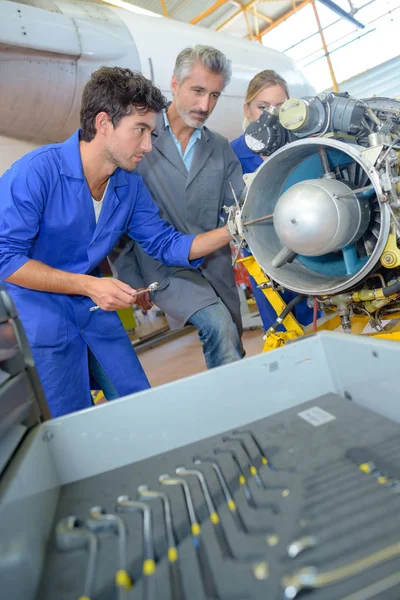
[0,67,234,418]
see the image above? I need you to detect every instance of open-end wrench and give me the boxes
[89,281,159,312]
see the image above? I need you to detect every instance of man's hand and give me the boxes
[135,287,153,311]
[87,278,137,311]
[189,226,233,260]
[6,260,140,311]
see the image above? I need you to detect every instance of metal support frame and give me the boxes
[252,6,273,25]
[317,0,364,28]
[216,0,259,32]
[240,255,400,352]
[238,256,305,352]
[190,0,230,25]
[311,0,339,92]
[242,0,348,93]
[187,0,364,65]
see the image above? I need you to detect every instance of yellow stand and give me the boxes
[239,256,304,352]
[240,256,400,352]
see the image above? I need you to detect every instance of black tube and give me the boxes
[382,280,400,297]
[266,294,304,334]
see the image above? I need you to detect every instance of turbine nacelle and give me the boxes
[239,138,389,296]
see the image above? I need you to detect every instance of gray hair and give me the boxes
[173,45,232,88]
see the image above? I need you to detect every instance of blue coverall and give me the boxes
[0,130,202,417]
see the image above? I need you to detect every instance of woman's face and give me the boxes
[244,83,288,123]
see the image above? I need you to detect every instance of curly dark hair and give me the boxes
[80,66,167,142]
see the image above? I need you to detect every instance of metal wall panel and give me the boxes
[327,54,400,98]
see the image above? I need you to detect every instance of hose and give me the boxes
[382,280,400,297]
[266,294,304,334]
[377,136,400,167]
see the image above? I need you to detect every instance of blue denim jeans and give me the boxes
[187,299,242,369]
[88,349,119,401]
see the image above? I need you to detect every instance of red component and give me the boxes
[313,297,318,332]
[232,247,252,288]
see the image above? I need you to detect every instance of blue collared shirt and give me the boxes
[163,110,202,171]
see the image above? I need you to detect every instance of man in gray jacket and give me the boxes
[117,45,244,368]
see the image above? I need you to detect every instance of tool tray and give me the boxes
[39,394,400,600]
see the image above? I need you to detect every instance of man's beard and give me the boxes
[119,159,137,172]
[175,98,208,129]
[106,147,137,172]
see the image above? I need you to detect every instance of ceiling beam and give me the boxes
[311,0,339,91]
[253,6,259,36]
[252,7,273,24]
[190,0,231,25]
[243,8,254,39]
[251,6,263,41]
[216,0,259,31]
[160,0,169,17]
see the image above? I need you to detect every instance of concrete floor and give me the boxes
[138,327,265,388]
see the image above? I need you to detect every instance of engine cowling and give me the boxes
[239,137,390,296]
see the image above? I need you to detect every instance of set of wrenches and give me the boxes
[56,430,285,600]
[55,429,400,600]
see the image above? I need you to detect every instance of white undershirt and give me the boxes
[92,180,110,223]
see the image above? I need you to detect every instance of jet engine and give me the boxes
[231,93,400,333]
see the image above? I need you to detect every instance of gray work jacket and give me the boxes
[116,112,244,335]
